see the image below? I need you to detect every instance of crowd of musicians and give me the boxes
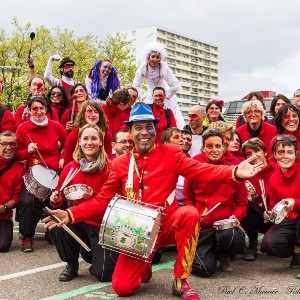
[1,41,300,300]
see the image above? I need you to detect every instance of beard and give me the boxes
[64,70,74,78]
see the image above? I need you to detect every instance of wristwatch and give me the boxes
[3,204,9,212]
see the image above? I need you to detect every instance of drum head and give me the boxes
[31,165,59,189]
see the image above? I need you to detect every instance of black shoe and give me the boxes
[291,253,300,269]
[219,253,233,272]
[59,262,79,282]
[243,241,258,261]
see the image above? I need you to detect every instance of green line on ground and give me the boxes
[41,260,175,300]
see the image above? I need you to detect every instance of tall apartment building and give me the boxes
[118,26,219,118]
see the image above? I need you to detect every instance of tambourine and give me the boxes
[269,200,287,224]
[63,184,91,200]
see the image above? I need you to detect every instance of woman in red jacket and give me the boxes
[63,100,112,165]
[14,77,59,127]
[261,135,300,278]
[240,138,278,261]
[50,123,118,282]
[16,96,67,252]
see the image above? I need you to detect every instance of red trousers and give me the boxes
[112,205,200,296]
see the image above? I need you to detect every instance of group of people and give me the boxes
[1,40,300,300]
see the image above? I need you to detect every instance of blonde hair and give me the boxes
[73,124,108,171]
[242,100,265,121]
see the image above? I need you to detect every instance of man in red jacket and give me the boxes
[184,128,248,277]
[0,131,24,252]
[44,103,263,300]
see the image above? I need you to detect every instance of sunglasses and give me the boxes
[64,64,74,70]
[0,142,17,148]
[51,92,62,96]
[276,134,297,142]
[102,65,112,71]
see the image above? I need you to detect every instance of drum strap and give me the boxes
[0,159,16,176]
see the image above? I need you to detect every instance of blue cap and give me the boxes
[124,103,160,126]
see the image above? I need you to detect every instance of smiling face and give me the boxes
[275,144,296,173]
[180,133,192,153]
[30,101,46,123]
[84,106,100,124]
[245,105,262,126]
[282,108,299,133]
[61,63,74,78]
[153,89,165,107]
[129,121,156,153]
[30,78,44,96]
[112,131,134,156]
[208,104,221,122]
[79,127,102,161]
[73,85,87,104]
[0,135,17,160]
[203,136,224,162]
[50,87,63,104]
[99,61,112,78]
[148,51,160,67]
[294,90,300,109]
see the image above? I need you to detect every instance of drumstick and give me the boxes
[28,32,35,58]
[60,168,80,192]
[70,95,77,123]
[43,207,91,252]
[203,202,221,217]
[259,179,267,211]
[27,134,49,169]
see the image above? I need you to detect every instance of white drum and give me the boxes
[269,201,287,224]
[99,195,162,261]
[23,165,59,200]
[64,184,91,200]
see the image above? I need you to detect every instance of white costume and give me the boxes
[133,43,185,129]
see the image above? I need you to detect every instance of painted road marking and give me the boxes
[41,260,175,300]
[0,259,84,282]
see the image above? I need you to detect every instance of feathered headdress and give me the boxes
[141,42,167,62]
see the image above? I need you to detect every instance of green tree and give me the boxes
[0,18,137,110]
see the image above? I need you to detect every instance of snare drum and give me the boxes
[23,165,59,200]
[64,184,91,200]
[99,195,162,261]
[213,218,239,230]
[269,200,287,224]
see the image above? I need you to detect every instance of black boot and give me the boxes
[290,253,300,269]
[243,240,258,261]
[59,261,79,282]
[219,253,233,272]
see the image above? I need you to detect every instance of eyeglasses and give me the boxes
[51,92,62,96]
[0,142,17,148]
[63,64,74,69]
[246,110,262,116]
[102,65,112,71]
[116,139,134,145]
[276,134,297,142]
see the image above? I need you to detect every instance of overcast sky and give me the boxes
[1,0,300,101]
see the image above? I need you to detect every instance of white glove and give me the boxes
[51,54,62,62]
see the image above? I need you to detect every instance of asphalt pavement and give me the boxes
[1,223,300,300]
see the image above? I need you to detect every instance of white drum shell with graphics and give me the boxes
[99,195,161,260]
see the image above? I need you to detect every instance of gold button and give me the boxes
[143,171,149,174]
[144,156,148,159]
[144,186,149,190]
